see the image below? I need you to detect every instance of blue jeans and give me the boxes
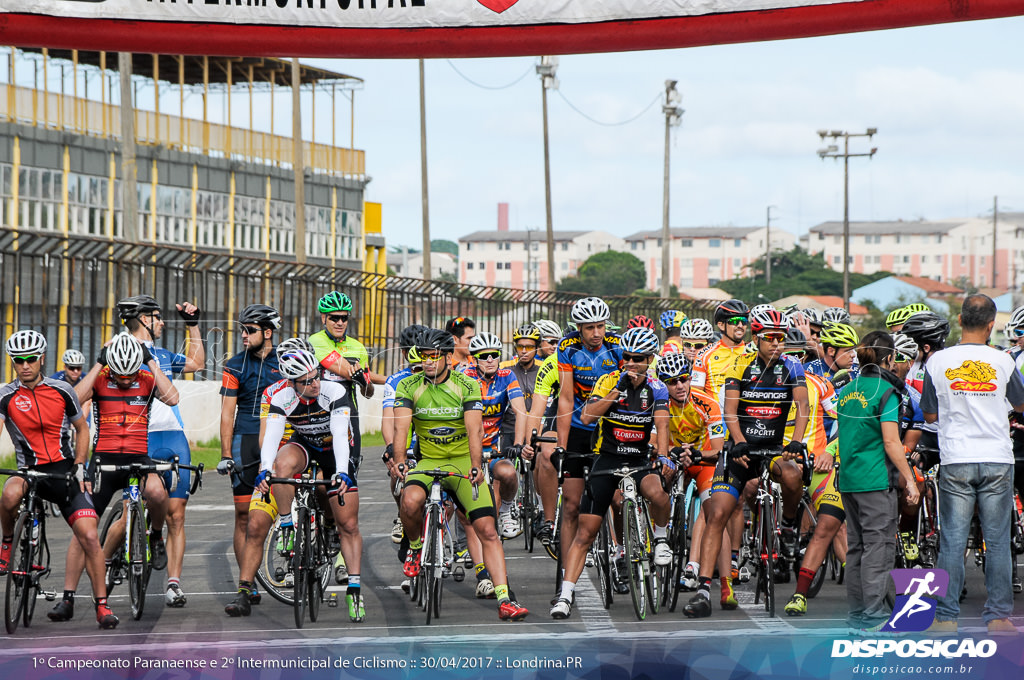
[935,463,1014,623]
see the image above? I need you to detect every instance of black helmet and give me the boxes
[785,327,809,350]
[714,299,750,325]
[415,328,455,354]
[239,304,282,330]
[117,295,161,322]
[900,311,951,350]
[399,324,429,352]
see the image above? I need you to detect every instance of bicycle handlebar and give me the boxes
[400,461,480,501]
[92,459,179,495]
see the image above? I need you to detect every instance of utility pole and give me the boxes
[419,59,432,281]
[537,56,558,292]
[660,80,683,298]
[765,205,776,285]
[291,58,306,264]
[118,52,138,242]
[817,128,878,313]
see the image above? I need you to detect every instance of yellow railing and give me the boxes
[2,84,365,177]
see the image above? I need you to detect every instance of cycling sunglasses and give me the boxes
[758,332,786,342]
[12,355,40,365]
[726,316,748,326]
[474,352,501,361]
[326,314,350,323]
[418,350,445,361]
[293,370,322,386]
[1010,328,1024,339]
[894,352,912,363]
[682,341,707,350]
[240,325,262,335]
[663,375,691,386]
[515,343,537,351]
[622,352,650,362]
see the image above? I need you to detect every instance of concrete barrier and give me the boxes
[1,379,384,457]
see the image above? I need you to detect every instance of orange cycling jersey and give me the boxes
[0,377,83,466]
[785,372,836,454]
[667,387,725,452]
[690,339,748,402]
[91,367,155,455]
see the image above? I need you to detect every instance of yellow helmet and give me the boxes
[818,322,860,349]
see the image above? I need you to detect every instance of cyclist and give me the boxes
[118,294,204,607]
[551,327,672,618]
[658,352,729,598]
[822,307,851,325]
[678,318,715,363]
[691,299,750,405]
[900,311,951,470]
[805,322,859,382]
[382,324,427,544]
[660,310,687,355]
[392,328,529,621]
[534,319,563,360]
[225,347,362,620]
[801,308,825,361]
[446,316,477,371]
[500,324,542,455]
[524,329,563,545]
[67,333,178,619]
[51,348,86,387]
[0,330,118,629]
[684,307,809,618]
[217,304,283,606]
[885,306,916,332]
[628,315,656,331]
[889,332,928,562]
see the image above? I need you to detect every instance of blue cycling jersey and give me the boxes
[221,349,281,436]
[143,341,187,432]
[556,330,621,431]
[461,366,523,451]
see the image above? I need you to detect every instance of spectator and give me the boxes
[837,330,919,634]
[921,294,1024,636]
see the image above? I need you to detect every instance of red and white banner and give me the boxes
[0,0,1021,58]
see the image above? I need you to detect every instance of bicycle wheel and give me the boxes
[806,549,829,599]
[668,491,691,611]
[761,497,776,618]
[521,469,536,553]
[423,507,440,625]
[622,499,647,621]
[544,493,562,561]
[127,503,149,621]
[593,519,613,609]
[99,502,126,596]
[256,517,295,605]
[292,509,308,629]
[24,513,47,627]
[4,512,31,634]
[308,515,324,623]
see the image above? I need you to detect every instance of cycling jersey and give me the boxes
[691,339,748,402]
[91,367,156,455]
[533,353,560,401]
[50,370,82,387]
[900,383,925,440]
[0,377,83,466]
[906,358,937,435]
[588,371,669,457]
[309,329,369,409]
[724,353,806,448]
[383,366,419,455]
[221,349,282,436]
[501,360,539,438]
[141,341,187,432]
[784,372,836,454]
[260,380,351,475]
[393,369,483,461]
[667,387,725,452]
[557,331,622,431]
[462,366,523,452]
[662,337,684,356]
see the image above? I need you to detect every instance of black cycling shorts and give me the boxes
[563,426,596,479]
[88,452,158,515]
[579,453,656,519]
[23,459,98,526]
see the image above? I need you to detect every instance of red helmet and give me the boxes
[749,308,788,335]
[627,315,656,331]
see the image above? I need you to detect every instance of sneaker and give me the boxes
[901,532,920,562]
[720,581,738,610]
[536,520,554,545]
[403,548,422,578]
[498,599,529,621]
[335,552,348,584]
[224,591,251,617]
[613,556,630,594]
[683,593,712,618]
[654,539,672,567]
[780,527,798,560]
[391,517,404,544]
[550,590,576,606]
[550,597,572,619]
[400,579,411,594]
[150,536,168,571]
[499,509,522,539]
[346,592,366,622]
[987,618,1019,636]
[585,552,595,568]
[681,562,699,591]
[925,619,958,636]
[95,602,119,629]
[476,578,496,599]
[165,584,187,608]
[0,540,10,575]
[48,598,74,622]
[785,593,807,617]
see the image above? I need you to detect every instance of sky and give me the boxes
[300,15,1024,250]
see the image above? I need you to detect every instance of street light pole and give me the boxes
[419,59,432,281]
[817,128,878,313]
[537,56,559,292]
[660,80,683,298]
[765,205,776,285]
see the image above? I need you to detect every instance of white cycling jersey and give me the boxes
[260,379,351,475]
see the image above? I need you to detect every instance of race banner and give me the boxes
[0,0,1021,58]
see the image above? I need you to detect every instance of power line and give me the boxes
[445,60,533,90]
[555,89,662,127]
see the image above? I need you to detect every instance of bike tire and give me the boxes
[99,502,125,596]
[424,506,439,625]
[806,549,828,599]
[668,492,691,611]
[543,493,562,561]
[593,519,613,609]
[640,502,660,616]
[255,518,295,605]
[127,503,149,621]
[522,470,536,554]
[24,513,46,628]
[623,499,647,621]
[761,497,776,618]
[292,509,308,629]
[4,512,31,634]
[432,521,444,620]
[308,516,323,623]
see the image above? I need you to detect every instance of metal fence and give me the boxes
[0,228,716,383]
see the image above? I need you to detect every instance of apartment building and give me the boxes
[624,226,796,290]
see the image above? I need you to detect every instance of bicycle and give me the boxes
[586,459,663,621]
[737,448,792,618]
[517,452,539,553]
[94,457,202,620]
[665,448,703,611]
[1,467,64,634]
[401,462,477,625]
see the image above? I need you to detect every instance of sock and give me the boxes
[731,550,739,566]
[2,535,11,543]
[94,596,108,608]
[654,524,667,539]
[347,575,361,595]
[474,563,489,579]
[781,514,797,530]
[279,513,293,528]
[500,500,513,514]
[697,576,712,600]
[494,584,509,602]
[167,577,180,590]
[796,568,815,596]
[559,581,576,601]
[63,589,76,603]
[409,538,422,550]
[238,579,254,594]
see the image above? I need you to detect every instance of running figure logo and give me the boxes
[883,569,949,632]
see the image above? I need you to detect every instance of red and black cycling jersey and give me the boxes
[723,353,806,448]
[91,367,156,455]
[0,377,83,467]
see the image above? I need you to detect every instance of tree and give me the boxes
[430,239,459,257]
[557,250,647,297]
[718,246,892,300]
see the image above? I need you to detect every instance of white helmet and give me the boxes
[5,330,47,357]
[570,297,610,324]
[533,319,563,341]
[468,331,503,355]
[891,333,920,361]
[679,318,715,341]
[619,327,660,356]
[107,333,145,376]
[62,349,86,367]
[276,336,314,356]
[1007,306,1024,333]
[822,306,851,324]
[750,303,777,317]
[278,348,320,379]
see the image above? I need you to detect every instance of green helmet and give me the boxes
[885,306,915,329]
[317,291,352,314]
